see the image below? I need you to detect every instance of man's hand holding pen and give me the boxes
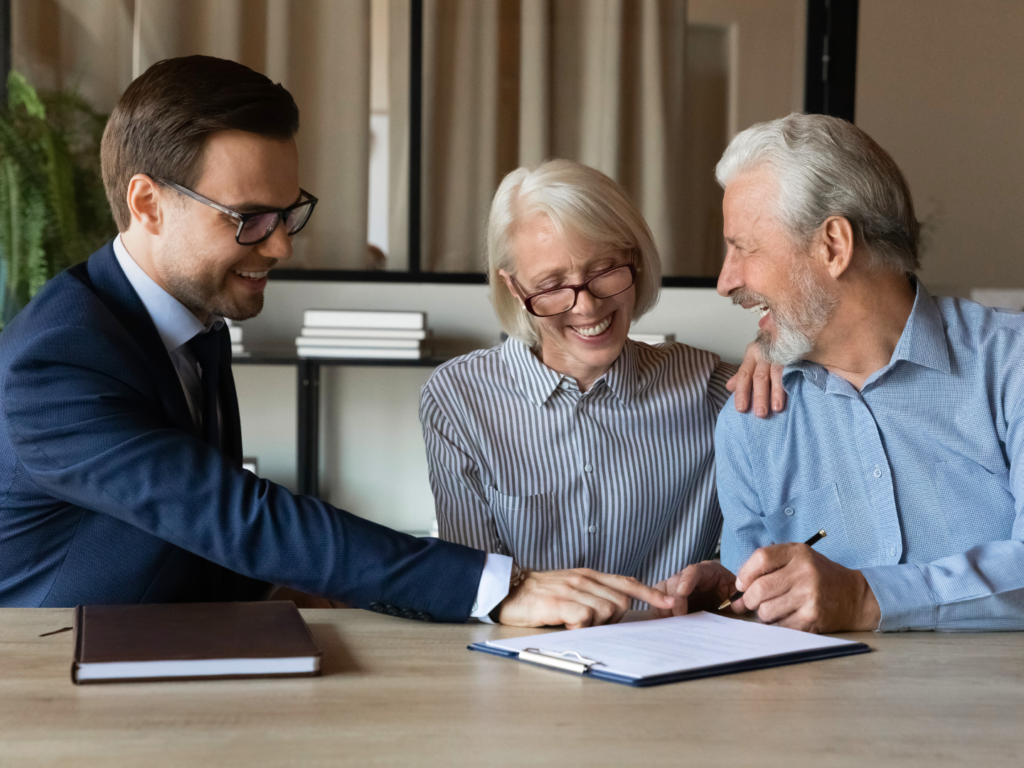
[654,543,882,634]
[733,544,881,633]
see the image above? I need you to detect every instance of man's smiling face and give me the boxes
[717,167,837,365]
[154,129,300,321]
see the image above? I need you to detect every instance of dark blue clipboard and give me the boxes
[468,640,871,687]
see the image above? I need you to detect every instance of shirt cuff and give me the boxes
[471,553,513,624]
[860,563,939,632]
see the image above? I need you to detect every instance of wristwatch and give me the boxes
[488,561,527,623]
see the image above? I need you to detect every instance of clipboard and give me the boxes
[468,612,871,688]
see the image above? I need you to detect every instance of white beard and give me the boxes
[740,265,838,367]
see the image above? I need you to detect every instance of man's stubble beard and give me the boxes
[158,236,265,322]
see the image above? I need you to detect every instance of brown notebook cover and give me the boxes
[71,601,322,685]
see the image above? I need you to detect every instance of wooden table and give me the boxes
[1,608,1022,767]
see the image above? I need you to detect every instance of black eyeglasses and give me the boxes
[156,178,318,245]
[509,252,638,317]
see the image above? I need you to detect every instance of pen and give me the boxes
[718,529,827,610]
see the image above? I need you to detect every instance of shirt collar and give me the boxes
[784,278,950,391]
[499,338,566,407]
[888,279,950,374]
[112,234,223,352]
[499,336,639,407]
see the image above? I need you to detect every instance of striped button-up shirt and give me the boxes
[717,281,1024,631]
[420,337,735,589]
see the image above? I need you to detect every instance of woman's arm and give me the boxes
[419,385,507,554]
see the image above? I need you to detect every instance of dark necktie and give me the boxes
[186,329,222,450]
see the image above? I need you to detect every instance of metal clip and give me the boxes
[518,648,602,674]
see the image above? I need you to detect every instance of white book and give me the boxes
[300,327,430,341]
[629,333,676,345]
[296,346,424,360]
[229,326,243,343]
[296,336,424,350]
[303,310,426,331]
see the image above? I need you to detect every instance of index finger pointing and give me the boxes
[591,573,676,610]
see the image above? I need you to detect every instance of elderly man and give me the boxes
[657,112,1024,633]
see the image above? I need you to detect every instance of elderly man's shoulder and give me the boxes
[935,295,1024,357]
[937,294,1024,339]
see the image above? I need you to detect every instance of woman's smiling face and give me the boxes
[500,216,635,391]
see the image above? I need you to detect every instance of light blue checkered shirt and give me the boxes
[716,280,1024,632]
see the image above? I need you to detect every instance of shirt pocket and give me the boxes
[484,487,560,567]
[760,483,854,566]
[933,458,1013,549]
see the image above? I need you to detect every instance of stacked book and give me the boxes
[228,320,248,357]
[629,332,676,345]
[296,310,430,360]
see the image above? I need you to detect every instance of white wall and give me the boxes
[234,280,759,532]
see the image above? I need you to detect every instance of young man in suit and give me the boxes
[0,55,675,626]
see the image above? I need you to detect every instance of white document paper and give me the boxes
[486,612,859,680]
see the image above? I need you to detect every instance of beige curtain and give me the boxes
[414,0,692,274]
[12,0,135,113]
[13,0,372,270]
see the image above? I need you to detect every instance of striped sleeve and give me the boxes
[419,384,507,556]
[707,361,736,415]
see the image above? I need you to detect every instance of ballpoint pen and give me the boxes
[718,529,827,610]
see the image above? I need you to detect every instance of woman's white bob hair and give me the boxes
[486,159,662,348]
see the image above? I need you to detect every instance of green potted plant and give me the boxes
[0,71,116,330]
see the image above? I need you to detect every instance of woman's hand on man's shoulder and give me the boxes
[728,341,786,418]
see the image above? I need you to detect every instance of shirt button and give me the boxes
[873,466,882,478]
[559,381,571,390]
[784,507,794,516]
[584,463,593,473]
[588,525,597,534]
[889,546,897,557]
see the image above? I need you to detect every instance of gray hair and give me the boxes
[486,159,662,348]
[716,113,920,273]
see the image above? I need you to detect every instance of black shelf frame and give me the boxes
[233,353,449,496]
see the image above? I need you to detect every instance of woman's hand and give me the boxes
[728,341,786,418]
[495,568,675,629]
[651,561,744,618]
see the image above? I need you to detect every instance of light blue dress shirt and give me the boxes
[716,280,1024,632]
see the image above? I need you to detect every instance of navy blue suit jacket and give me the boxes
[0,242,485,618]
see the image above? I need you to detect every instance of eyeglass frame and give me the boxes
[154,178,319,245]
[508,250,638,318]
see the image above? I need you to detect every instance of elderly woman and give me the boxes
[420,160,779,601]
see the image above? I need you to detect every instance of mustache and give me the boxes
[731,289,771,308]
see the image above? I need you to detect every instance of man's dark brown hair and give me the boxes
[101,55,300,231]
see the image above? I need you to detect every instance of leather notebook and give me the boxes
[71,601,322,684]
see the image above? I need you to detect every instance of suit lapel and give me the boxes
[86,242,199,437]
